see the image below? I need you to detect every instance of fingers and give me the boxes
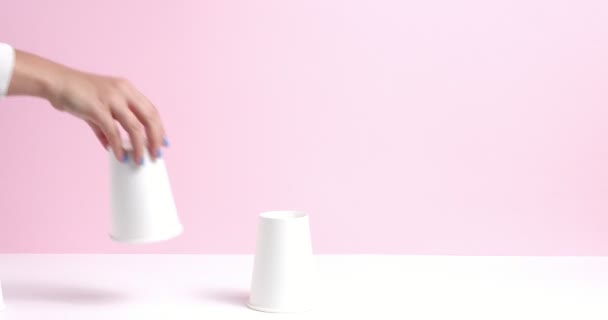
[122,82,166,161]
[86,120,109,149]
[91,110,124,162]
[85,78,167,165]
[111,104,146,165]
[128,96,163,160]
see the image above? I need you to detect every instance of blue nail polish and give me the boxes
[122,153,129,163]
[156,149,162,158]
[163,137,170,147]
[139,158,144,166]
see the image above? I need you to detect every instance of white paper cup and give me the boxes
[0,280,5,311]
[248,211,316,313]
[109,147,183,243]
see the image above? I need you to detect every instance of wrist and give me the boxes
[38,65,68,105]
[10,50,66,102]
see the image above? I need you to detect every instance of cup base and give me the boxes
[246,302,312,313]
[109,225,183,244]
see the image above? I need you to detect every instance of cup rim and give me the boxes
[259,210,307,220]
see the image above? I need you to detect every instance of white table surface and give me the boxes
[0,254,606,319]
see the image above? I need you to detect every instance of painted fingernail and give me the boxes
[122,153,129,163]
[139,158,144,166]
[163,137,170,147]
[156,149,162,158]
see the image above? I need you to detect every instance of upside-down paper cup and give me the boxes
[248,211,316,313]
[0,280,5,311]
[109,146,183,243]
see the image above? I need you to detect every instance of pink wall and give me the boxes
[0,0,607,254]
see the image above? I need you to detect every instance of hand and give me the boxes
[8,50,168,164]
[50,69,168,165]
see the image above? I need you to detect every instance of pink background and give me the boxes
[0,0,607,254]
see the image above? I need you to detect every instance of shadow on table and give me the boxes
[2,281,130,305]
[198,288,249,307]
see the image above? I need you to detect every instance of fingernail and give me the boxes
[122,153,129,163]
[139,158,145,166]
[163,137,170,147]
[156,149,162,158]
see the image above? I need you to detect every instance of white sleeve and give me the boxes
[0,43,16,99]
